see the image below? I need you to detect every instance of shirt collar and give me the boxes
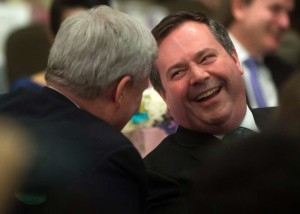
[240,106,260,132]
[214,106,259,139]
[229,33,250,63]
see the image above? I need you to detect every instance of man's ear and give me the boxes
[231,49,244,75]
[114,75,132,106]
[232,0,248,21]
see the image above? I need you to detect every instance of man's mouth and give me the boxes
[195,86,221,102]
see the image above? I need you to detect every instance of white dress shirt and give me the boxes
[215,106,260,140]
[230,34,279,108]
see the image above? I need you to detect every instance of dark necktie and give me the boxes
[222,127,255,143]
[244,58,266,107]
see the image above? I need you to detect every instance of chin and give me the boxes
[265,39,280,53]
[206,110,231,126]
[214,102,241,124]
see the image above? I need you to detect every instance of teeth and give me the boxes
[196,87,220,101]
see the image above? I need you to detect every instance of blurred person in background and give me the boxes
[155,0,219,19]
[0,0,32,94]
[219,0,295,108]
[112,0,169,30]
[49,0,109,39]
[8,0,109,91]
[0,116,34,214]
[276,0,300,70]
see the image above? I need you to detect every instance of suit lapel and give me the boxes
[251,107,275,131]
[173,126,221,161]
[171,107,275,162]
[264,55,295,89]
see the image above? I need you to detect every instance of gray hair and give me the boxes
[150,10,235,93]
[46,5,157,99]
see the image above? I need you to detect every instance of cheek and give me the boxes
[170,75,188,90]
[164,86,187,114]
[165,82,186,100]
[245,15,266,32]
[259,13,275,30]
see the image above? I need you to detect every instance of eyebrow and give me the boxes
[166,48,216,75]
[166,62,186,77]
[193,48,215,60]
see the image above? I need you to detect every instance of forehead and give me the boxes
[251,0,294,10]
[156,21,224,67]
[158,21,221,53]
[160,21,215,45]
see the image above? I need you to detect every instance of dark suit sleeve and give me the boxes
[145,169,189,214]
[143,129,221,214]
[101,145,147,214]
[84,145,147,214]
[45,145,147,214]
[144,140,192,214]
[264,54,296,90]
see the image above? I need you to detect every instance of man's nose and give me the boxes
[189,64,210,86]
[277,11,290,29]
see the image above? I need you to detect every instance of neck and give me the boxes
[46,82,121,130]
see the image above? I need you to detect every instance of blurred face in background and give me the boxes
[232,0,294,56]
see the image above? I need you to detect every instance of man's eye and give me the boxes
[269,5,282,14]
[171,70,185,79]
[200,55,216,64]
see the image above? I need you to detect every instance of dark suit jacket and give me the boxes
[0,87,146,214]
[143,108,274,214]
[264,54,295,91]
[244,55,295,107]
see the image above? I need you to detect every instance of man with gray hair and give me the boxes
[0,5,157,213]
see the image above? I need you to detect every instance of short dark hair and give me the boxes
[150,11,235,93]
[50,0,109,36]
[219,0,254,28]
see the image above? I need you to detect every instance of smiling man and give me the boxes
[221,0,295,108]
[144,11,275,214]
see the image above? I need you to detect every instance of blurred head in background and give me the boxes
[221,0,294,57]
[50,0,109,37]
